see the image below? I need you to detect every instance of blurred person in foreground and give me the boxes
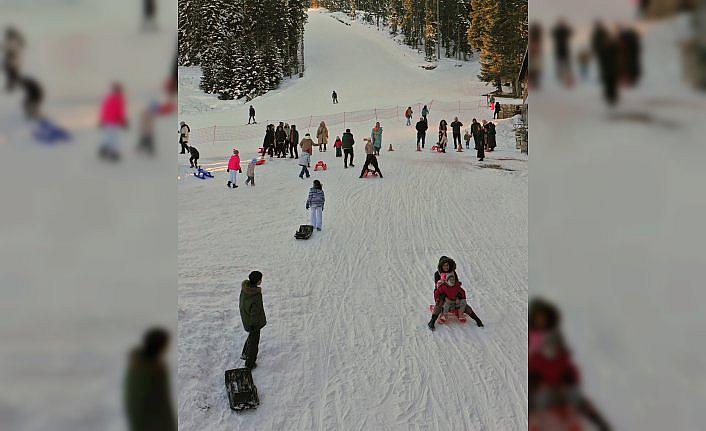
[529,298,611,431]
[98,82,129,161]
[2,26,25,92]
[124,328,176,431]
[529,22,544,89]
[592,21,621,106]
[142,0,158,32]
[552,18,574,86]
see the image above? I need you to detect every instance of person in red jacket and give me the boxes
[429,256,483,330]
[227,149,242,189]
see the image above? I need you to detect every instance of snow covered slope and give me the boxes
[178,8,528,431]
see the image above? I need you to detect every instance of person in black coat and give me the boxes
[552,18,573,83]
[188,145,200,168]
[450,117,463,150]
[289,125,299,159]
[415,117,428,151]
[248,105,256,124]
[331,90,338,104]
[471,119,485,161]
[20,75,43,120]
[618,25,641,87]
[263,125,275,158]
[598,34,620,106]
[275,123,287,158]
[493,101,502,119]
[142,0,157,31]
[484,121,497,152]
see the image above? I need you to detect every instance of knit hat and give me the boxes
[248,271,262,286]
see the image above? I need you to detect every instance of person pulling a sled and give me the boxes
[306,180,325,231]
[240,271,266,370]
[428,256,483,330]
[360,137,383,178]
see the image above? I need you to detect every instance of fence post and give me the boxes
[308,115,313,133]
[343,112,346,129]
[397,106,399,119]
[374,108,378,121]
[212,126,216,145]
[458,100,461,116]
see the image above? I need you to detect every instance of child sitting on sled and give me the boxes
[428,256,483,330]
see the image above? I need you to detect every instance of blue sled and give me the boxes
[193,168,214,179]
[33,119,71,144]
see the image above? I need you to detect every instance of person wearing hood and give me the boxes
[371,122,383,155]
[245,157,257,186]
[289,124,299,159]
[306,180,325,231]
[316,121,329,152]
[428,256,484,330]
[179,121,190,154]
[240,271,267,369]
[471,119,485,161]
[263,124,275,158]
[342,128,355,168]
[333,135,343,157]
[124,328,176,431]
[248,105,256,124]
[416,117,428,151]
[275,123,287,158]
[227,149,242,188]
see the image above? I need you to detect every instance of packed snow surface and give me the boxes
[179,8,527,431]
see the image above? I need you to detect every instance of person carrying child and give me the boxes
[306,180,325,231]
[245,158,257,186]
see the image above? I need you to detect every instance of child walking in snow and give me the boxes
[245,158,257,186]
[306,180,325,231]
[464,129,472,149]
[298,151,311,179]
[334,136,342,157]
[227,149,241,188]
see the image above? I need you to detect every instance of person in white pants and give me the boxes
[305,180,325,231]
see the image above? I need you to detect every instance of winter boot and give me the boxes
[227,181,232,188]
[428,314,439,331]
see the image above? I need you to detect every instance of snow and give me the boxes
[179,8,527,431]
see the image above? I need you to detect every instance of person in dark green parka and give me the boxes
[124,328,176,431]
[240,271,267,369]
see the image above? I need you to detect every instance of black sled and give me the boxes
[294,224,314,240]
[225,368,260,412]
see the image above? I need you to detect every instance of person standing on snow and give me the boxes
[438,119,448,151]
[179,121,190,154]
[263,124,275,158]
[341,128,355,168]
[2,27,24,92]
[472,119,485,161]
[245,158,257,186]
[360,137,383,178]
[450,117,463,151]
[371,122,383,155]
[227,149,242,188]
[552,17,573,85]
[331,90,338,104]
[284,123,291,154]
[240,271,267,370]
[248,105,256,124]
[142,0,157,31]
[289,124,299,159]
[421,104,429,120]
[484,121,497,152]
[334,135,343,157]
[19,75,43,120]
[306,180,325,231]
[98,82,128,161]
[416,117,428,151]
[464,128,472,149]
[316,121,329,152]
[299,133,315,178]
[493,101,501,119]
[405,106,413,126]
[275,123,287,158]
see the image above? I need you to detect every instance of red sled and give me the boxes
[258,147,266,156]
[362,169,379,178]
[430,145,444,153]
[428,305,467,323]
[256,159,266,166]
[314,160,328,171]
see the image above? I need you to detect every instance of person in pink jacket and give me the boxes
[227,149,242,189]
[98,82,128,161]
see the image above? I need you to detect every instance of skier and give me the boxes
[275,123,287,158]
[493,101,501,119]
[289,124,299,159]
[179,121,190,154]
[98,82,128,161]
[316,121,329,152]
[415,117,428,151]
[240,271,267,370]
[428,256,483,330]
[371,122,383,155]
[142,0,157,31]
[124,328,176,431]
[471,119,485,161]
[331,90,338,104]
[305,180,325,231]
[19,75,43,120]
[188,144,200,169]
[248,105,256,124]
[360,137,383,178]
[227,149,242,188]
[437,119,448,153]
[552,18,573,85]
[333,135,343,157]
[450,117,463,150]
[484,121,497,152]
[341,128,355,168]
[404,106,413,126]
[421,104,429,120]
[2,27,24,92]
[245,158,257,186]
[263,124,275,158]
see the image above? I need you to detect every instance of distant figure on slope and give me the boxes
[371,122,383,155]
[450,117,463,151]
[342,128,355,168]
[188,144,200,169]
[227,149,241,188]
[484,121,497,152]
[331,90,338,104]
[471,119,485,161]
[263,124,275,158]
[248,105,256,124]
[421,104,429,120]
[240,271,267,370]
[334,135,343,157]
[19,75,43,120]
[142,0,157,31]
[360,137,383,178]
[428,256,483,331]
[137,101,158,155]
[2,27,24,92]
[179,121,190,154]
[289,124,299,159]
[316,121,329,152]
[98,82,128,161]
[124,328,176,431]
[245,158,257,186]
[416,117,428,151]
[405,106,413,126]
[305,180,325,231]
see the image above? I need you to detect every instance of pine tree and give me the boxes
[423,0,437,62]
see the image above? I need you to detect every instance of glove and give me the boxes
[227,169,229,172]
[239,168,242,173]
[306,204,310,210]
